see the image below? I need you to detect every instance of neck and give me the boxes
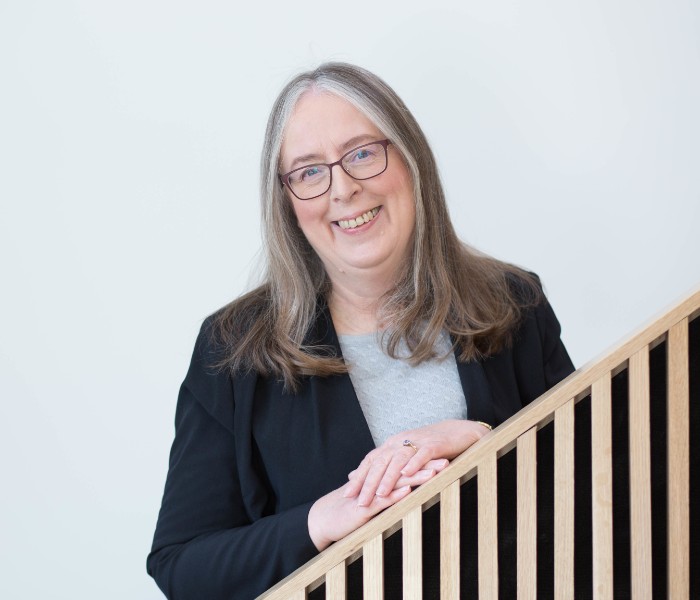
[327,274,391,335]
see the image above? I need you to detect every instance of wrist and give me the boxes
[472,419,493,431]
[308,500,331,552]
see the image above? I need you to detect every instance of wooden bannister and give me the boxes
[259,286,700,599]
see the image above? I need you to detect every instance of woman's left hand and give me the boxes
[345,420,491,507]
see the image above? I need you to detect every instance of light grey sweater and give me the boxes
[337,329,468,446]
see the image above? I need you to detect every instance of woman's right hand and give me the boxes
[307,461,447,551]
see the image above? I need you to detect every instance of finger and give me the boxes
[395,468,436,489]
[375,448,418,497]
[423,458,449,473]
[361,443,418,503]
[357,455,391,506]
[343,477,361,498]
[400,446,434,477]
[349,453,428,484]
[395,459,449,488]
[343,457,373,498]
[366,484,412,515]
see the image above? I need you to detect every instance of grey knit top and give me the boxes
[337,329,468,447]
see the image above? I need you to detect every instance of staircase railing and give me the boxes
[259,285,700,599]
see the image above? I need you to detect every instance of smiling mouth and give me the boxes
[335,207,381,230]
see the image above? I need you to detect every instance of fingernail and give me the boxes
[376,487,387,497]
[400,485,410,492]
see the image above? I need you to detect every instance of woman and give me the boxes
[147,62,574,599]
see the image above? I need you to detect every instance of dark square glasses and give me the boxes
[279,139,391,200]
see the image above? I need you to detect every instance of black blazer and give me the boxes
[147,290,574,599]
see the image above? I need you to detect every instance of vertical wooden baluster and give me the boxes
[629,346,653,599]
[478,453,498,599]
[591,372,613,600]
[517,428,537,600]
[441,480,460,600]
[326,561,346,599]
[364,534,384,600]
[554,400,575,599]
[668,319,689,599]
[403,507,422,600]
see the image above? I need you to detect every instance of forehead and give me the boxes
[280,91,383,169]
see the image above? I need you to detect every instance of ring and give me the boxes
[402,439,418,452]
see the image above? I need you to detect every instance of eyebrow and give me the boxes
[286,134,380,171]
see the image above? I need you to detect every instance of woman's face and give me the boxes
[279,91,416,283]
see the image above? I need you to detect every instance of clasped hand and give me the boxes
[307,419,490,551]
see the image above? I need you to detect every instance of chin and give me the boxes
[340,254,402,273]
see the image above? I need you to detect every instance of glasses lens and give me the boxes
[286,142,389,200]
[288,164,331,200]
[342,142,387,180]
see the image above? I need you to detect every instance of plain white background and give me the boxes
[1,0,698,598]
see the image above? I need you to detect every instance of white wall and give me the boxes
[1,1,698,598]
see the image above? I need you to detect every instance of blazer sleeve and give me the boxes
[146,323,319,600]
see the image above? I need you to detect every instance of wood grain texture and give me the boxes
[478,454,498,600]
[363,534,384,600]
[325,561,346,599]
[591,373,613,600]
[668,319,689,599]
[440,481,460,600]
[629,347,653,599]
[517,428,537,600]
[403,507,422,600]
[554,400,574,599]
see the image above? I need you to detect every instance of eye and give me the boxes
[352,148,375,162]
[301,166,321,180]
[292,165,325,184]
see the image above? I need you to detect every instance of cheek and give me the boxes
[399,193,417,243]
[390,175,416,226]
[291,200,326,236]
[385,160,414,206]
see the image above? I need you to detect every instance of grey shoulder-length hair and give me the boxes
[212,62,539,390]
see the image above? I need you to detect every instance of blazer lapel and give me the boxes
[454,347,498,426]
[311,301,376,456]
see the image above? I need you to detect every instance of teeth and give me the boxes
[338,207,380,230]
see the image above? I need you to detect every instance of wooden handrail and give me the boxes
[259,285,700,599]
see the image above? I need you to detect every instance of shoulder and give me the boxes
[492,267,546,348]
[207,284,274,347]
[499,269,548,348]
[503,269,543,309]
[478,271,573,414]
[179,287,272,431]
[177,316,237,432]
[508,274,575,392]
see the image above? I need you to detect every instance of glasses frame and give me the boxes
[279,139,392,201]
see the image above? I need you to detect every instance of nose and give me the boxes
[329,164,362,203]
